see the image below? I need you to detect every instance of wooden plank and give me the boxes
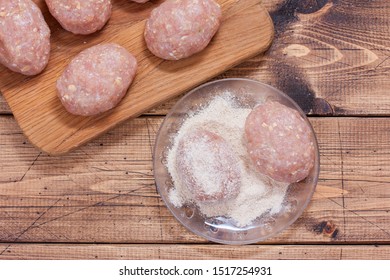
[0,0,274,155]
[0,244,389,260]
[183,0,390,116]
[241,0,390,115]
[0,90,174,115]
[1,116,390,244]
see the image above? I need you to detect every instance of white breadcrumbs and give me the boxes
[166,93,289,227]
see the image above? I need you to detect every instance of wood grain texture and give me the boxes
[0,0,274,155]
[3,0,390,117]
[122,0,390,116]
[0,97,10,115]
[0,244,389,260]
[1,116,390,244]
[1,0,390,260]
[228,0,390,115]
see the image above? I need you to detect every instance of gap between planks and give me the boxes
[1,116,390,244]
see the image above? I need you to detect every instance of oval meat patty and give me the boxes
[245,101,315,183]
[0,0,50,75]
[45,0,112,35]
[175,129,241,203]
[144,0,222,60]
[57,43,137,116]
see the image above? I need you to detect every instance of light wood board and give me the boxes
[0,0,274,155]
[2,1,390,117]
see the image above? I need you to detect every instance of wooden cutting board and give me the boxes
[0,0,274,155]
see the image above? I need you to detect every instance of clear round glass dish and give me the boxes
[153,78,320,245]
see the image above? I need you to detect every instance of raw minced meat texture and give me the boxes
[144,0,222,60]
[57,43,137,116]
[0,0,50,75]
[45,0,112,35]
[245,101,315,183]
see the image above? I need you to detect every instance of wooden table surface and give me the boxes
[1,0,390,260]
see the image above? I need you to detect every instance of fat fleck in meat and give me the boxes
[57,43,137,116]
[245,101,315,183]
[45,0,112,35]
[144,0,222,60]
[0,0,51,75]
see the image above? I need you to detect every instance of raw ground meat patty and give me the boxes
[144,0,222,60]
[45,0,112,35]
[175,129,241,203]
[0,0,50,75]
[57,43,137,116]
[245,101,315,183]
